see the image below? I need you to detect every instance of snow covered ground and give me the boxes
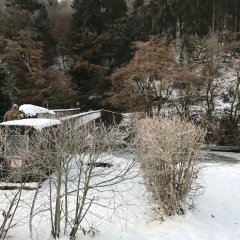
[1,151,240,240]
[79,152,240,240]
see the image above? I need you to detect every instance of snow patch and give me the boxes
[0,118,61,130]
[19,104,55,117]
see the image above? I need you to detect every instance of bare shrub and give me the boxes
[135,116,206,218]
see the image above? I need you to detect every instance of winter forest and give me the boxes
[1,1,240,240]
[0,0,240,113]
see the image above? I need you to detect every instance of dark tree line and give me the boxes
[0,62,14,117]
[130,0,240,39]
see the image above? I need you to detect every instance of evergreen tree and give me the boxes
[71,0,103,35]
[5,0,43,13]
[35,5,57,66]
[133,0,144,11]
[101,0,127,25]
[69,0,133,109]
[0,62,14,118]
[71,0,130,63]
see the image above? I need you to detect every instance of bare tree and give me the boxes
[200,34,224,118]
[171,64,205,118]
[0,127,29,240]
[218,69,240,145]
[8,120,135,239]
[107,37,175,115]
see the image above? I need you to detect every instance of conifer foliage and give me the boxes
[0,62,14,117]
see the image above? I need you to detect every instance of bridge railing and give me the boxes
[51,108,81,118]
[60,110,102,129]
[59,109,123,129]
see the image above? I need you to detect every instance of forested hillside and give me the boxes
[0,0,240,117]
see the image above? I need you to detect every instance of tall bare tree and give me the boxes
[107,37,175,115]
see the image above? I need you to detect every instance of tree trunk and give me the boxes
[212,0,216,33]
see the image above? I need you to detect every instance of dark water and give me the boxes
[113,150,240,165]
[199,151,240,164]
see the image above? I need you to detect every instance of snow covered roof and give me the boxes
[19,104,55,117]
[0,118,61,130]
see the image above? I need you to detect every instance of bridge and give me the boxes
[0,108,124,179]
[0,108,123,131]
[58,109,123,129]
